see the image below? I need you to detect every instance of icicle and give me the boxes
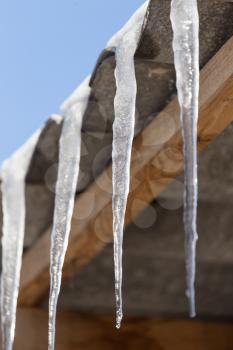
[0,130,41,350]
[170,0,199,317]
[48,76,91,350]
[108,1,149,329]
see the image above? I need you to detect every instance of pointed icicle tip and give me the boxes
[116,310,123,330]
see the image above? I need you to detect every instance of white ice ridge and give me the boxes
[60,75,91,114]
[0,129,41,350]
[107,1,149,329]
[107,1,149,49]
[48,76,91,350]
[50,114,63,125]
[170,0,200,317]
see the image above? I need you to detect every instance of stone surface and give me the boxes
[138,0,233,68]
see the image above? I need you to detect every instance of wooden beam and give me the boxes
[19,36,233,306]
[10,308,233,350]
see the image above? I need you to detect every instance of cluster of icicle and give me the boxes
[0,0,200,349]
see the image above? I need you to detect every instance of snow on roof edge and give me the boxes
[59,0,149,113]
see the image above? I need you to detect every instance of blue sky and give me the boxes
[0,0,144,164]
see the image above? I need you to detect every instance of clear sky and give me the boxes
[0,0,144,164]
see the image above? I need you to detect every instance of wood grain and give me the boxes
[9,308,233,350]
[19,36,233,306]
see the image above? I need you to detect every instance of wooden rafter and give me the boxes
[11,308,233,349]
[19,36,233,306]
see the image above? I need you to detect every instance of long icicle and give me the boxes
[111,2,149,329]
[48,76,91,350]
[170,0,199,317]
[1,129,41,350]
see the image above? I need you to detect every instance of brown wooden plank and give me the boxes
[19,36,233,306]
[9,308,233,350]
